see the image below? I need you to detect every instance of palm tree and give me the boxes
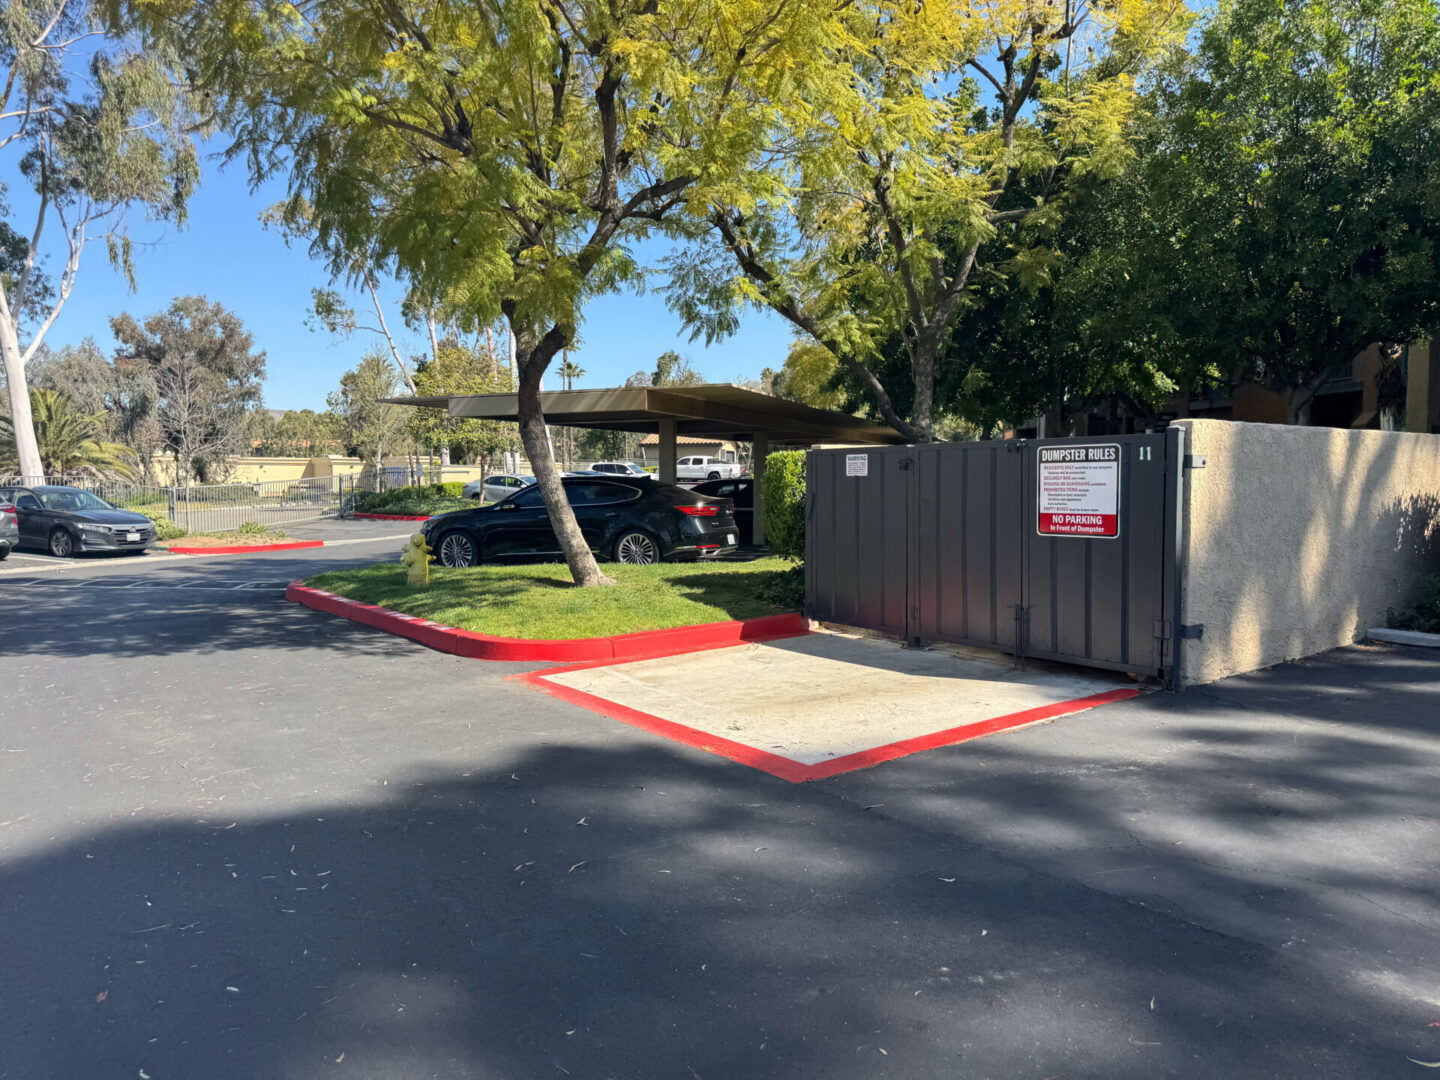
[0,388,136,481]
[558,354,585,466]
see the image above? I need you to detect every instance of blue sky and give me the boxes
[5,146,795,411]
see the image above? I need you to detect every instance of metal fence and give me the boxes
[1,474,345,533]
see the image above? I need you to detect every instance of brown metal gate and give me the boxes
[806,431,1187,687]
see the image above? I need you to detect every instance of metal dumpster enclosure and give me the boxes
[806,431,1186,687]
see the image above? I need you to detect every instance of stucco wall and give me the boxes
[1175,419,1440,685]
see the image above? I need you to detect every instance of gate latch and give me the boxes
[1179,623,1205,640]
[1184,454,1207,469]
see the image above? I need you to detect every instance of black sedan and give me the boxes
[422,476,738,568]
[690,477,755,545]
[0,485,157,557]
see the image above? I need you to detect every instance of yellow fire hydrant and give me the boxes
[400,532,433,587]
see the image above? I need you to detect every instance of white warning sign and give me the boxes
[1037,444,1121,538]
[845,454,869,477]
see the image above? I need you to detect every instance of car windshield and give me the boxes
[39,490,114,512]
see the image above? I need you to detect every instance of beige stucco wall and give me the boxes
[1175,419,1440,685]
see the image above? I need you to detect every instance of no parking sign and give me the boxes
[1037,444,1120,538]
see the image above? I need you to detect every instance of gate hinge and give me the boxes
[1179,623,1205,640]
[1184,454,1207,469]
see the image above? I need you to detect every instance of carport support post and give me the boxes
[752,433,768,548]
[658,420,678,484]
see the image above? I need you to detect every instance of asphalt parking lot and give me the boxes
[4,520,1440,1078]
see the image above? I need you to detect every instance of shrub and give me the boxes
[235,521,269,536]
[430,481,465,498]
[1388,574,1440,634]
[138,509,187,540]
[762,450,806,562]
[756,563,806,608]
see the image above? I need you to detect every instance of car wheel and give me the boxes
[614,530,659,565]
[436,531,477,568]
[707,471,721,480]
[0,545,8,561]
[49,527,76,558]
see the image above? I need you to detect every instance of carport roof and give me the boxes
[385,383,905,446]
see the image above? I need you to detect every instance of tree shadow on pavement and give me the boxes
[0,742,1429,1080]
[822,644,1440,1031]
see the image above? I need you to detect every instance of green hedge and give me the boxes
[354,485,473,516]
[138,508,187,540]
[762,450,806,562]
[1389,574,1440,634]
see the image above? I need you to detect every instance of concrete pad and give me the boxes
[532,632,1141,781]
[1367,627,1440,649]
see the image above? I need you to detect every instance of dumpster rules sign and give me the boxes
[1037,444,1121,538]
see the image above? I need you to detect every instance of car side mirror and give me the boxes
[498,501,519,511]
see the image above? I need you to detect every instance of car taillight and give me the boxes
[678,504,719,517]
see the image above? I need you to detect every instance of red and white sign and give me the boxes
[1037,444,1120,538]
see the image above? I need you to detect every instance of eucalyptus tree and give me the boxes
[1,0,197,481]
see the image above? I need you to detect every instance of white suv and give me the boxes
[676,455,743,481]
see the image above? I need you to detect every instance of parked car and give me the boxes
[463,474,535,502]
[422,476,738,568]
[676,455,743,481]
[589,461,655,479]
[691,477,755,545]
[0,499,16,560]
[0,485,156,557]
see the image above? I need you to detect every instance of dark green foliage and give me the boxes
[756,563,805,609]
[1388,575,1440,634]
[762,450,806,562]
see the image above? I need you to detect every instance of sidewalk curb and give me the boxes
[353,512,433,521]
[168,540,326,556]
[286,582,809,662]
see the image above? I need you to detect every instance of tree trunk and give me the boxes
[910,340,936,443]
[0,321,43,481]
[516,346,613,587]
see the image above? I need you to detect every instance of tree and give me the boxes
[409,340,518,470]
[1125,0,1440,422]
[650,351,704,388]
[1,0,197,481]
[135,0,859,586]
[328,352,410,472]
[772,342,845,410]
[1,387,134,478]
[110,296,266,484]
[27,339,114,417]
[669,0,1191,441]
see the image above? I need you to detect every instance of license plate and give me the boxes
[727,533,735,545]
[126,532,140,542]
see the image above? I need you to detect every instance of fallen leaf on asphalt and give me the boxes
[225,986,240,993]
[878,1048,888,1055]
[335,1053,344,1063]
[576,817,588,826]
[1407,1060,1440,1068]
[568,862,586,874]
[938,877,955,883]
[96,991,108,1003]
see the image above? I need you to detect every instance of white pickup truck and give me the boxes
[675,455,744,481]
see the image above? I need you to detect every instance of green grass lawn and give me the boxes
[305,558,795,639]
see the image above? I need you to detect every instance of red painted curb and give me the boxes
[353,512,433,521]
[286,583,809,663]
[168,540,325,555]
[518,665,1145,783]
